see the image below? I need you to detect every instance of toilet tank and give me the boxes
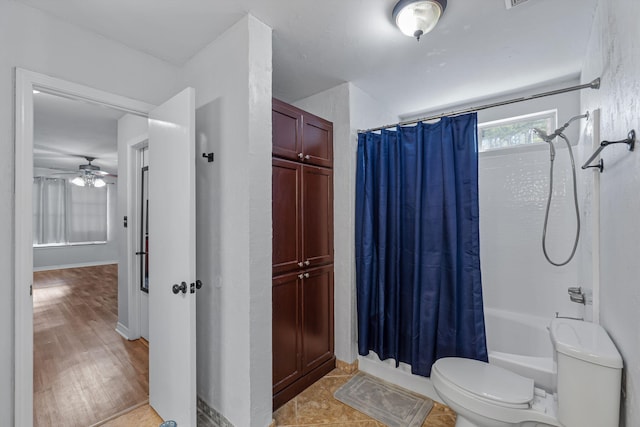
[549,318,623,427]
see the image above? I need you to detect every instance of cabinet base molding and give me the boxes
[273,355,336,410]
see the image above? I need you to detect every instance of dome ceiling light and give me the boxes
[392,0,447,41]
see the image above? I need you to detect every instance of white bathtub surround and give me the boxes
[484,308,556,392]
[358,352,442,404]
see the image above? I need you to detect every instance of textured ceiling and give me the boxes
[26,0,598,170]
[33,92,120,176]
[17,0,598,117]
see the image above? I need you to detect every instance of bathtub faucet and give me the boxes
[555,311,584,321]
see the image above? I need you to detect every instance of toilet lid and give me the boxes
[433,358,534,407]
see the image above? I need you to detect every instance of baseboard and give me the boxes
[89,400,149,427]
[357,353,443,404]
[197,396,234,427]
[115,322,130,340]
[336,358,359,374]
[33,260,118,272]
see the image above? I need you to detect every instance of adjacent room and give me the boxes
[32,92,151,425]
[2,0,639,426]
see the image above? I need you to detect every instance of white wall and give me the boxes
[0,0,182,421]
[33,183,119,270]
[185,15,272,427]
[580,0,640,425]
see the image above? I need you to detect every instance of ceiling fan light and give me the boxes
[71,176,85,187]
[393,0,446,40]
[94,178,106,188]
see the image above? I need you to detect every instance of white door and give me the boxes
[148,87,197,426]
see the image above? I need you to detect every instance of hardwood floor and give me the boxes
[33,264,149,427]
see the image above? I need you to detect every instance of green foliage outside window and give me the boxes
[479,111,556,152]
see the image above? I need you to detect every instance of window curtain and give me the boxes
[33,177,67,245]
[33,177,109,245]
[67,184,108,243]
[355,113,488,377]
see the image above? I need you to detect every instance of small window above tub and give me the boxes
[478,110,557,152]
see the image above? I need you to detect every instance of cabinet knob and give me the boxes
[297,152,304,159]
[304,260,311,266]
[304,273,310,279]
[304,155,310,160]
[298,273,304,280]
[298,261,304,267]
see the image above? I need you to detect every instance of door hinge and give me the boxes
[30,284,32,296]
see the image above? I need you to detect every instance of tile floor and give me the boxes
[104,366,457,426]
[273,367,456,427]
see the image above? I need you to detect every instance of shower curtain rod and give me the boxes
[358,78,601,134]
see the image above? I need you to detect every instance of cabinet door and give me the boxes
[301,265,334,374]
[273,99,302,161]
[273,159,302,275]
[302,165,333,267]
[272,272,302,393]
[302,113,333,168]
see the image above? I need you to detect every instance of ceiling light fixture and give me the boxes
[393,0,447,41]
[71,173,106,188]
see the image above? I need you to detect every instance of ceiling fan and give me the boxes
[51,156,116,187]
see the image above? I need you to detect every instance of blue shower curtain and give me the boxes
[355,113,487,377]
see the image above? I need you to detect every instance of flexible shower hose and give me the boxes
[542,133,580,266]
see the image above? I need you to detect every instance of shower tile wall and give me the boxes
[479,147,582,319]
[467,82,584,320]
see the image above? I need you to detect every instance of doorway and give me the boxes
[31,85,150,425]
[15,69,198,426]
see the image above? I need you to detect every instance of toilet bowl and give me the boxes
[431,358,559,427]
[431,318,623,427]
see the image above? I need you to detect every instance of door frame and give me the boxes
[14,68,154,426]
[122,137,149,341]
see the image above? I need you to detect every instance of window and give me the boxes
[33,177,109,246]
[478,110,557,152]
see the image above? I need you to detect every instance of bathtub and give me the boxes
[484,308,557,392]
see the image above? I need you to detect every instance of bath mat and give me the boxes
[334,372,433,427]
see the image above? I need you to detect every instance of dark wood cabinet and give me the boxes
[302,165,333,268]
[272,98,333,168]
[272,159,333,276]
[272,99,335,410]
[301,266,334,373]
[272,272,302,393]
[272,265,334,396]
[272,159,302,276]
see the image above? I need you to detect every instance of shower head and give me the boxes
[533,128,553,143]
[533,128,556,160]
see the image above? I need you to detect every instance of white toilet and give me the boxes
[431,318,623,427]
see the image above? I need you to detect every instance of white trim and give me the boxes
[590,109,601,324]
[15,66,35,427]
[125,137,149,341]
[115,322,131,340]
[477,109,558,128]
[14,68,155,427]
[358,354,442,404]
[33,260,118,272]
[33,242,108,248]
